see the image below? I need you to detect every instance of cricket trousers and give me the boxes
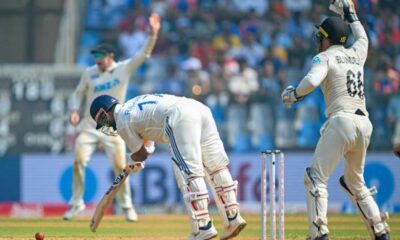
[305,111,387,238]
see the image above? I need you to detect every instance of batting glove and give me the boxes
[143,140,155,154]
[126,154,145,174]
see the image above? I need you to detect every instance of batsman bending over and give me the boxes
[281,1,390,239]
[90,94,246,240]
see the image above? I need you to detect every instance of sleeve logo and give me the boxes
[312,56,321,64]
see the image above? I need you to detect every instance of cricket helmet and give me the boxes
[315,16,349,45]
[90,95,119,135]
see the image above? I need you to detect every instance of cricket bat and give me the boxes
[89,163,143,232]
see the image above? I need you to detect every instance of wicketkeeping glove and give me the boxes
[281,85,304,108]
[329,0,358,23]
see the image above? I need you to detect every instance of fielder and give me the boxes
[64,13,160,221]
[281,1,390,239]
[89,94,247,240]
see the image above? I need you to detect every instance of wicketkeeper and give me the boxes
[64,13,160,222]
[89,94,247,240]
[281,1,390,239]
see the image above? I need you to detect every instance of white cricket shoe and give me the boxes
[220,214,247,240]
[187,221,218,240]
[123,207,138,222]
[63,203,85,220]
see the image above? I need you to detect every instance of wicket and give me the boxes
[261,150,285,240]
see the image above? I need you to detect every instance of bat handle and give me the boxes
[125,165,133,171]
[126,162,144,172]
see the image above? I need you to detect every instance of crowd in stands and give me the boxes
[77,0,400,152]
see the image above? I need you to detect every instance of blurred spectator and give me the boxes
[373,55,399,98]
[272,22,293,50]
[238,34,264,68]
[156,63,186,95]
[248,59,281,150]
[85,0,129,29]
[258,58,281,103]
[189,38,215,69]
[118,15,148,59]
[285,11,314,40]
[370,55,399,148]
[283,0,311,12]
[388,91,400,150]
[226,57,259,151]
[290,34,310,62]
[151,0,169,17]
[169,0,198,13]
[233,0,268,16]
[239,9,263,37]
[76,0,400,151]
[227,57,259,105]
[212,21,241,54]
[204,71,229,134]
[182,57,211,101]
[172,16,192,55]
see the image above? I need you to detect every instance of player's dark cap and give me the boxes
[90,95,119,129]
[316,17,349,45]
[90,43,115,58]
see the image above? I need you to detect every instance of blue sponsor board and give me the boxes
[7,152,399,213]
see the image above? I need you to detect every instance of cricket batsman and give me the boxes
[63,13,160,221]
[281,0,391,239]
[89,94,247,240]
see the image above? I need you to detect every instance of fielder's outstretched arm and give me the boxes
[125,13,160,74]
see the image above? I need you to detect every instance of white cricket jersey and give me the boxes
[115,94,184,152]
[70,36,158,130]
[296,21,369,117]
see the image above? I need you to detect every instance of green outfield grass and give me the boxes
[0,214,399,239]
